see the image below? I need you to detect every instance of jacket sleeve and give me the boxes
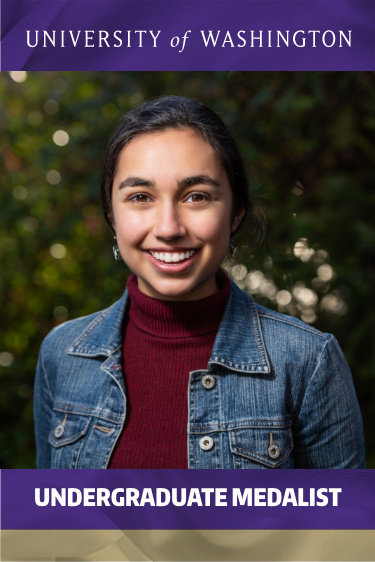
[293,335,365,468]
[34,338,54,468]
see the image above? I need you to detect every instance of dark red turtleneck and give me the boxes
[108,270,231,469]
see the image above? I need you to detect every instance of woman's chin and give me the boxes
[137,276,217,301]
[139,282,197,301]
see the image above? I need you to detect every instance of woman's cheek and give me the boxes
[117,211,150,247]
[192,212,230,245]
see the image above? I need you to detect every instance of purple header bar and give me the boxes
[1,0,375,70]
[2,469,375,530]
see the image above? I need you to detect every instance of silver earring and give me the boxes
[113,237,121,260]
[229,239,237,258]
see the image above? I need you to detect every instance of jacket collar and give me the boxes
[208,281,270,373]
[68,279,270,374]
[67,295,128,358]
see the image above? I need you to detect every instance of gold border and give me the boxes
[2,530,375,561]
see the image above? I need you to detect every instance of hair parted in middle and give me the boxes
[100,95,266,250]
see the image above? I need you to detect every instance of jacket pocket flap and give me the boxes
[48,411,92,448]
[229,426,294,468]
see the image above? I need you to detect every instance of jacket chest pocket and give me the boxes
[229,425,294,469]
[49,410,93,469]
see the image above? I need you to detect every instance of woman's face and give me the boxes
[111,128,243,300]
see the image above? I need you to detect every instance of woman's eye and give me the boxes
[130,194,151,203]
[186,193,207,203]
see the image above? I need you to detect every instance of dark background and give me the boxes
[1,71,374,468]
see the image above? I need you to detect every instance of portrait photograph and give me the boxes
[0,71,374,473]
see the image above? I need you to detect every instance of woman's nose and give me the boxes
[152,203,187,240]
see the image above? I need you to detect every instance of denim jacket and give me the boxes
[34,279,365,469]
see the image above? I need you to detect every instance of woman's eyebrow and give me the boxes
[178,175,221,189]
[118,174,220,190]
[118,177,155,189]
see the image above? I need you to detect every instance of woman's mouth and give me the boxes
[145,248,199,272]
[149,249,196,264]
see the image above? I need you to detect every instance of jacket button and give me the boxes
[199,436,214,451]
[268,444,280,459]
[201,374,215,390]
[54,424,65,438]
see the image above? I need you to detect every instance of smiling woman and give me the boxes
[34,96,365,469]
[111,128,243,300]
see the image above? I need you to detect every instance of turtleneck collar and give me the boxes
[126,269,231,338]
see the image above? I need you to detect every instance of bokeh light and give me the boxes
[53,130,69,146]
[276,290,292,306]
[317,264,335,282]
[53,306,69,320]
[28,111,43,125]
[22,217,39,232]
[46,170,61,185]
[13,186,28,200]
[230,264,247,281]
[44,99,59,115]
[9,71,27,83]
[0,352,14,367]
[50,243,67,259]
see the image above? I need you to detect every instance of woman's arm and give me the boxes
[293,335,365,468]
[33,339,54,468]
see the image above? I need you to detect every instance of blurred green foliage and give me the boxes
[1,71,374,468]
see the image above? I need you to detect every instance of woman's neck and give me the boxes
[126,269,231,338]
[136,273,220,301]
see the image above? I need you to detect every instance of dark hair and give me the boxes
[100,95,265,248]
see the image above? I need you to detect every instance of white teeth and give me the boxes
[150,249,196,263]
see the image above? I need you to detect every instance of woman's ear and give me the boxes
[231,208,245,233]
[107,210,116,234]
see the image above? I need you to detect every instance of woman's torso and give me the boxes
[34,279,365,469]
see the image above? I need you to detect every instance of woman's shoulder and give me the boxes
[231,281,332,349]
[254,301,331,342]
[249,299,336,365]
[251,300,350,386]
[40,293,127,359]
[44,307,110,342]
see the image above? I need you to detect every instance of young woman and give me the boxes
[34,96,365,469]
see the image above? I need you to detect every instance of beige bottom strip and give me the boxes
[2,529,375,561]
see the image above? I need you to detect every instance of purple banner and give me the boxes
[1,0,375,71]
[1,469,375,530]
